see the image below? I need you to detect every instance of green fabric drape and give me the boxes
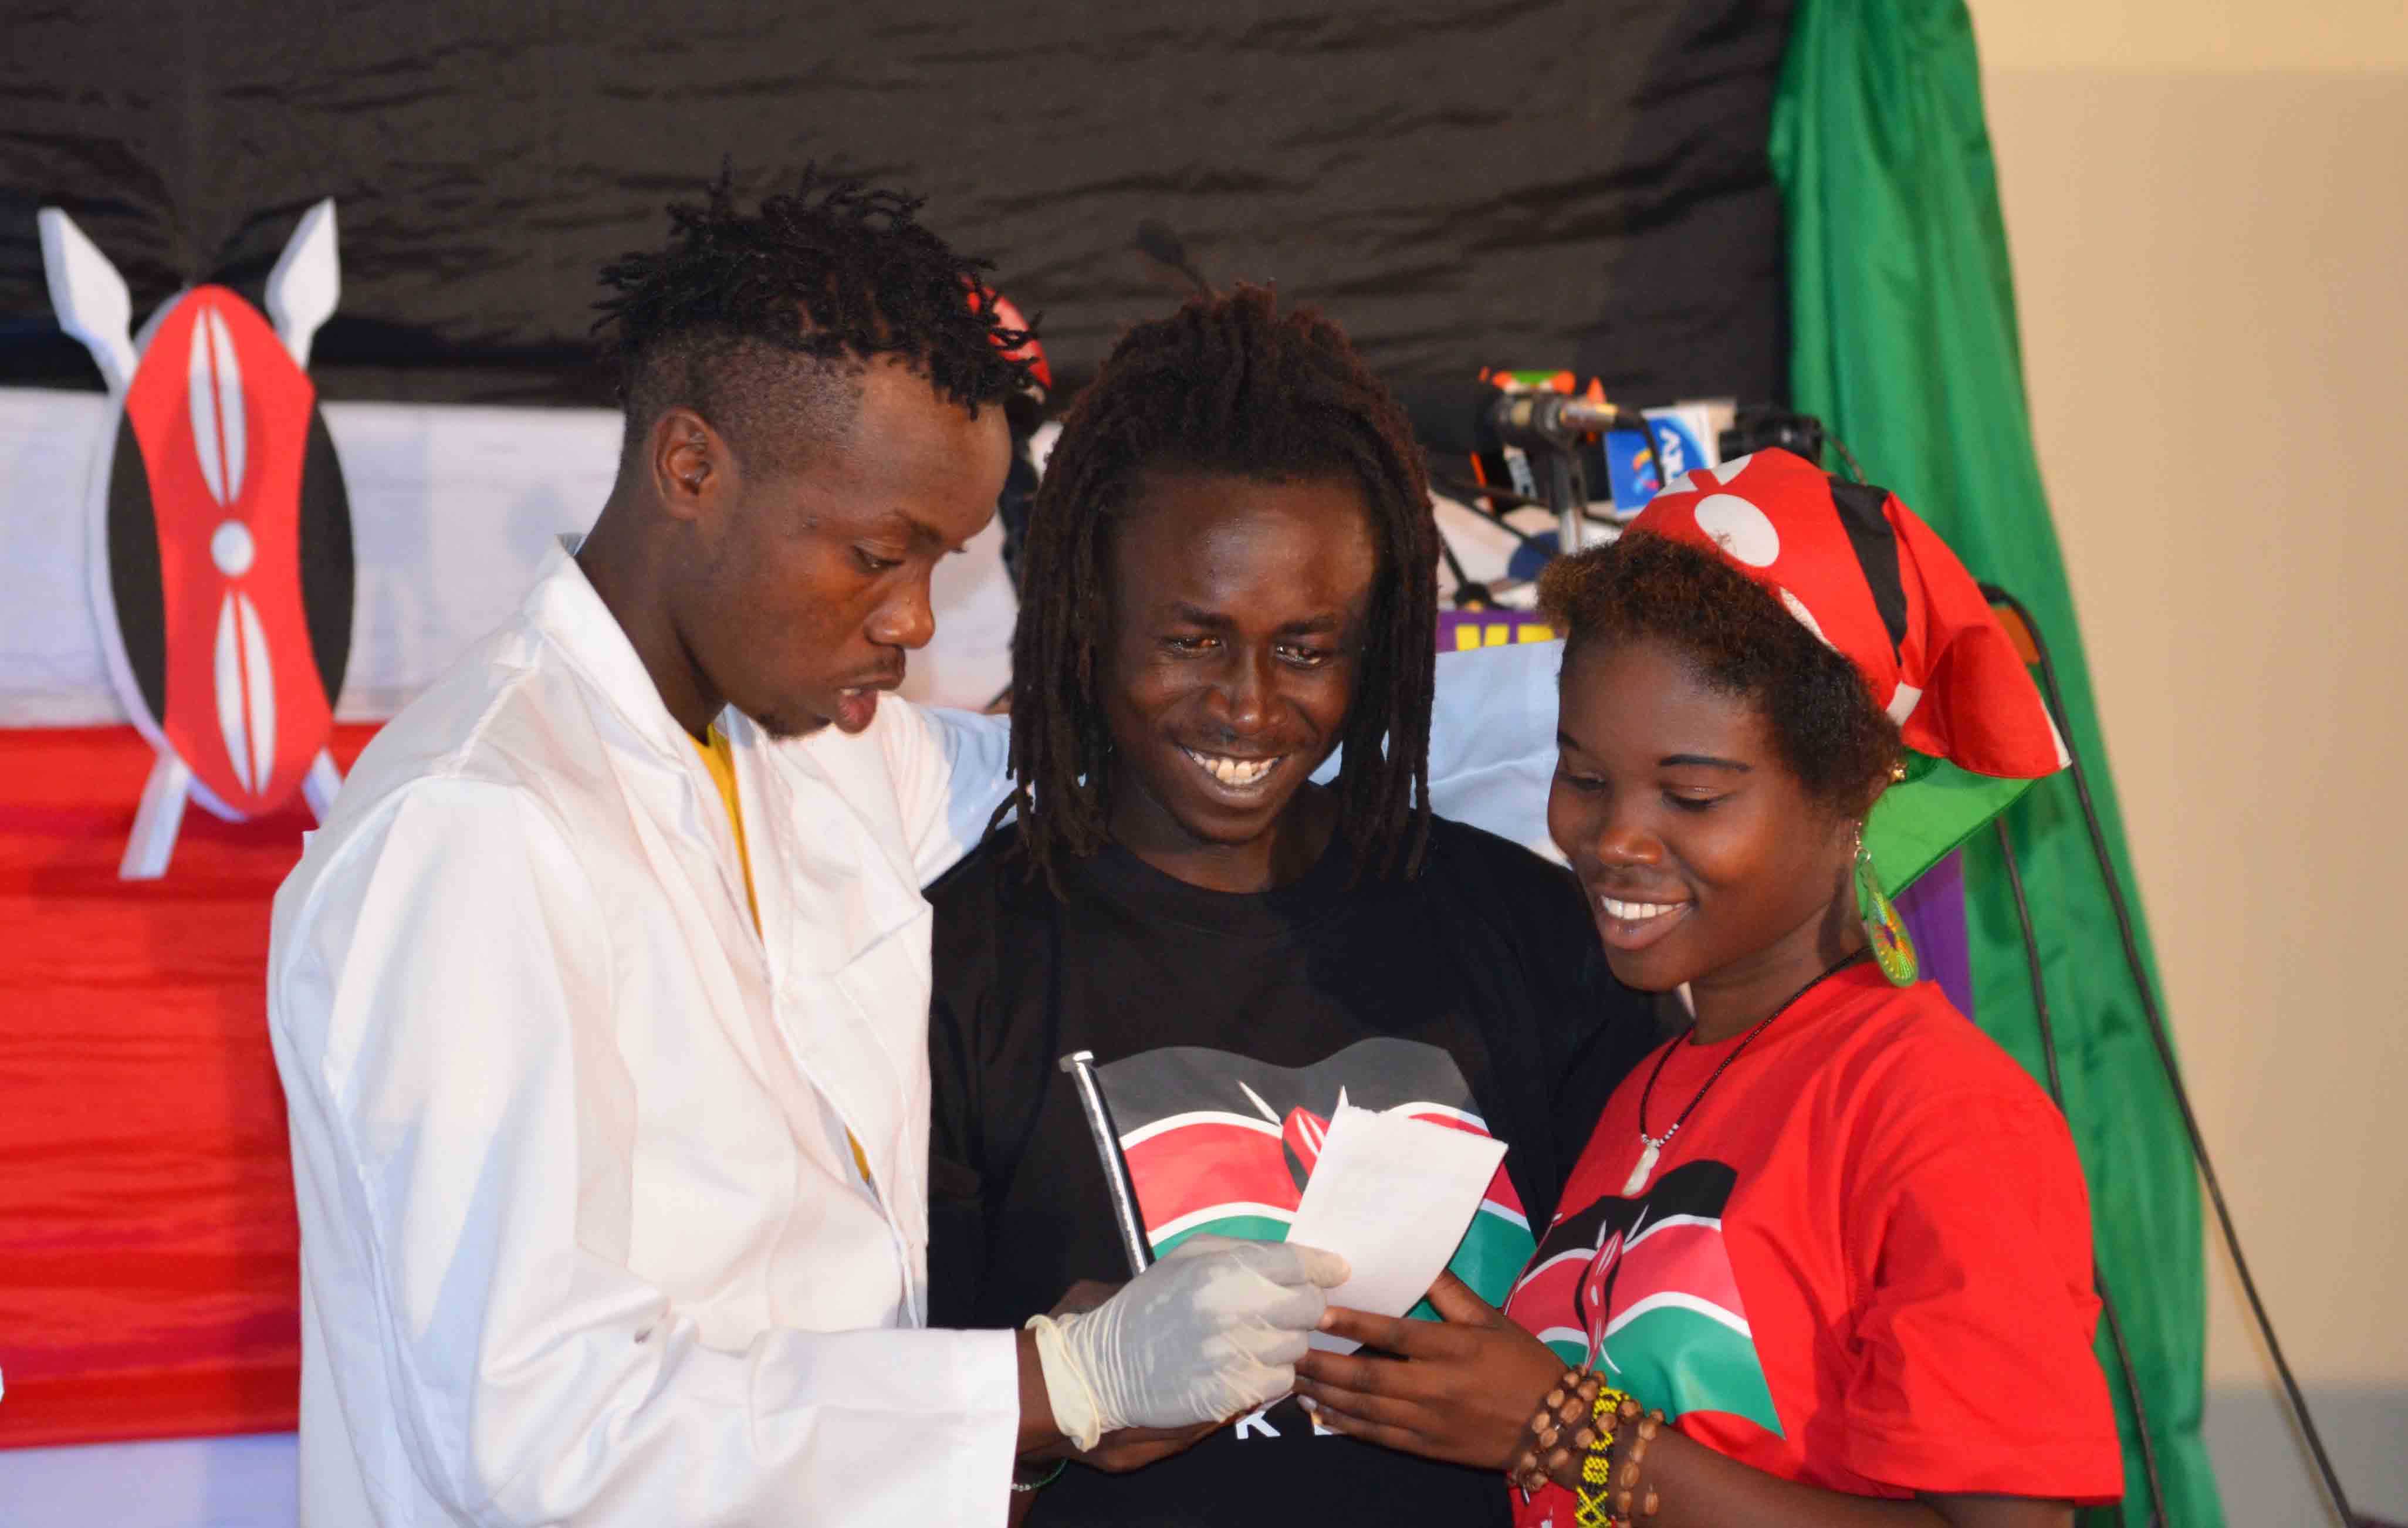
[1769,5,2222,1523]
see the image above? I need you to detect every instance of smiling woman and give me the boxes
[1539,530,1896,1020]
[1291,452,2125,1528]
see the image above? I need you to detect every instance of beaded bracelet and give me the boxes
[1573,1395,1666,1527]
[1509,1367,1605,1495]
[1610,1410,1665,1523]
[1572,1388,1637,1528]
[1010,1458,1067,1493]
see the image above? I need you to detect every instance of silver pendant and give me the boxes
[1622,1138,1660,1196]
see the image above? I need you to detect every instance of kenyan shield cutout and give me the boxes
[40,202,354,879]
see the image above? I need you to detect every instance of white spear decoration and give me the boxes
[40,201,349,878]
[267,200,340,371]
[265,200,345,819]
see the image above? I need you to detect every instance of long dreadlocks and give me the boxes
[592,165,1036,476]
[1001,284,1438,891]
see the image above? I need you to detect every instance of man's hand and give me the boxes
[1290,1270,1564,1471]
[1029,1233,1348,1448]
[1068,1418,1223,1473]
[1021,1416,1220,1476]
[1019,1280,1218,1474]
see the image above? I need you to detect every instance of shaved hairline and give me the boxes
[620,328,872,479]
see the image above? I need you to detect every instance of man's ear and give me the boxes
[651,407,729,523]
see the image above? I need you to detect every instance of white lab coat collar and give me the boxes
[516,544,931,1247]
[525,541,709,769]
[523,542,763,956]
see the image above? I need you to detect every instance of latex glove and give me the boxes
[1028,1233,1349,1448]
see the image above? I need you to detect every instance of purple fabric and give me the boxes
[1893,848,1974,1020]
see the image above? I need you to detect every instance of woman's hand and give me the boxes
[1290,1271,1567,1471]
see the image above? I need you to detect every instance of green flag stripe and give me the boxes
[1151,1215,1296,1257]
[1597,1304,1784,1437]
[1770,5,2218,1522]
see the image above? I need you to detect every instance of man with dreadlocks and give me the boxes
[268,179,1415,1527]
[925,287,1656,1524]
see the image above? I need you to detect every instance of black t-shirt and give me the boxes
[926,815,1656,1526]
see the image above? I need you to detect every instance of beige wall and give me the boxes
[1963,1,2408,1520]
[1974,0,2408,73]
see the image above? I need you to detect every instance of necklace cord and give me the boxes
[1636,949,1869,1143]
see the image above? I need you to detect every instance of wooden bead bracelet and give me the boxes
[1509,1366,1666,1527]
[1510,1367,1604,1493]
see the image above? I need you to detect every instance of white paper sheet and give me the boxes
[1286,1103,1510,1354]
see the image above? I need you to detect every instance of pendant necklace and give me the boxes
[1623,951,1868,1195]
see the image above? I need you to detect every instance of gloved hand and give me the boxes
[1027,1233,1350,1448]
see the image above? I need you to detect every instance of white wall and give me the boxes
[1964,1,2408,1520]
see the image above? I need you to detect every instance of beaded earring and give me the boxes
[1852,826,1918,988]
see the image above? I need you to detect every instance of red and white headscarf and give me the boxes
[1625,447,2066,781]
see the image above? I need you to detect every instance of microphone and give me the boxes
[1132,220,1213,296]
[1392,377,1635,458]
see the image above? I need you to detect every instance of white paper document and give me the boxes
[1286,1103,1510,1354]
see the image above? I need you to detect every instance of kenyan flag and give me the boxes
[1504,1159,1782,1436]
[1092,1037,1533,1313]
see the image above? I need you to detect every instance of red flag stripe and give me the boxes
[1122,1121,1299,1232]
[1610,1218,1745,1324]
[1397,1104,1527,1217]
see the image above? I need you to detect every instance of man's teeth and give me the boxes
[1601,896,1685,921]
[1183,748,1281,788]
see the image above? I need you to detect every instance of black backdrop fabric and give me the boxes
[0,0,1793,411]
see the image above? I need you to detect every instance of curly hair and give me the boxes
[1000,285,1439,891]
[592,165,1036,475]
[1539,531,1899,810]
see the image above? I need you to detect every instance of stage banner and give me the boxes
[1772,3,2221,1522]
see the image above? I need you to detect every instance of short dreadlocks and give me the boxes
[1002,284,1439,891]
[593,166,1036,476]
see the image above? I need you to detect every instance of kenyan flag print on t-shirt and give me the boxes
[1504,1159,1782,1435]
[1091,1037,1532,1313]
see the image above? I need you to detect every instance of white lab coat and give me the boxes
[268,545,1562,1527]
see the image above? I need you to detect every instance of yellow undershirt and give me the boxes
[691,726,875,1194]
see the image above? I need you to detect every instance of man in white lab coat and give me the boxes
[267,173,1559,1526]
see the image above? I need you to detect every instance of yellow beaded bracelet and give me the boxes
[1573,1390,1648,1528]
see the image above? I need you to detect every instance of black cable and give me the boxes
[1823,429,1868,484]
[1995,814,2167,1527]
[1626,412,1670,503]
[1981,582,2358,1527]
[1431,472,1550,515]
[1428,476,1558,552]
[1434,530,1489,609]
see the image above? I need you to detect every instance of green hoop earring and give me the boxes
[1853,828,1919,988]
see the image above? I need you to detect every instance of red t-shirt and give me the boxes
[1503,964,2123,1521]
